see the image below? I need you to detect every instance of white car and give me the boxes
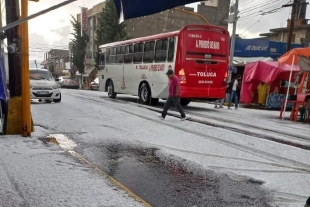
[30,68,61,103]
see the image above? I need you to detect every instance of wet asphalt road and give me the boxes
[75,143,272,207]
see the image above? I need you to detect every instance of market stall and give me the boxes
[278,48,310,121]
[240,61,300,109]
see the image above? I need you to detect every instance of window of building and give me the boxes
[124,44,133,63]
[106,48,110,65]
[143,41,155,63]
[155,39,168,62]
[168,37,175,62]
[133,43,143,63]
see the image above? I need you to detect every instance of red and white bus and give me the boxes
[98,24,229,106]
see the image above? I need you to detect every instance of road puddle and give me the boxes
[48,133,272,206]
[82,144,272,207]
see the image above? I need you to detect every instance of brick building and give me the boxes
[73,1,229,87]
[260,0,309,47]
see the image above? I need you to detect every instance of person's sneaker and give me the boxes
[235,107,238,110]
[219,106,224,109]
[214,106,219,109]
[180,116,186,121]
[157,115,165,120]
[228,107,232,110]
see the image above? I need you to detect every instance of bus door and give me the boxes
[98,48,106,91]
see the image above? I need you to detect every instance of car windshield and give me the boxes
[30,70,53,80]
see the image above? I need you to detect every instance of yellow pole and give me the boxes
[21,0,31,137]
[173,8,209,25]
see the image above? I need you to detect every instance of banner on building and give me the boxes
[81,7,88,35]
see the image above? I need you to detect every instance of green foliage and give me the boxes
[95,0,127,46]
[70,15,89,74]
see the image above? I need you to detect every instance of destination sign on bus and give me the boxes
[196,40,220,50]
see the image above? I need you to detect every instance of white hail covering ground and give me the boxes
[0,133,143,207]
[31,89,310,207]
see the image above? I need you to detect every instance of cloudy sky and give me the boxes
[3,0,309,65]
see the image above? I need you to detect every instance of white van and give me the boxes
[30,68,61,103]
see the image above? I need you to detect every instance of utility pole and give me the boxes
[21,0,31,137]
[285,0,298,52]
[228,0,239,83]
[5,0,21,97]
[5,0,23,134]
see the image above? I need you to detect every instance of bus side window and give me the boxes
[110,47,116,64]
[116,46,124,64]
[168,37,175,62]
[133,43,143,63]
[143,41,155,63]
[124,45,133,64]
[106,48,110,65]
[155,38,168,62]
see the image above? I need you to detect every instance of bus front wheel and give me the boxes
[107,80,117,99]
[180,98,191,106]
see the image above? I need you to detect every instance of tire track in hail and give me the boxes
[65,92,310,173]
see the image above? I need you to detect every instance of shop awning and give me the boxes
[278,48,310,72]
[114,0,199,21]
[76,66,95,77]
[233,57,273,66]
[240,61,300,104]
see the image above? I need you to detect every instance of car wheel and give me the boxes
[180,98,191,106]
[107,80,117,99]
[139,83,151,105]
[53,94,61,103]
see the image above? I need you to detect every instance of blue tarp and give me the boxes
[114,0,198,20]
[0,53,7,113]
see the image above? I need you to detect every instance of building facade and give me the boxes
[40,49,70,78]
[260,1,309,47]
[72,1,229,87]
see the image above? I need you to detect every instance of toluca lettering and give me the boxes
[245,45,268,51]
[139,65,148,70]
[196,40,220,50]
[197,72,216,77]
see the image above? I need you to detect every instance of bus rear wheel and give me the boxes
[180,98,191,106]
[107,80,117,99]
[139,83,150,105]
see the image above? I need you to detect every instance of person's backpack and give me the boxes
[226,80,233,93]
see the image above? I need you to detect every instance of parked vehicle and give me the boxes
[98,24,230,106]
[30,68,61,103]
[58,76,79,89]
[90,77,99,91]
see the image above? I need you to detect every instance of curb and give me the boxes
[40,136,152,207]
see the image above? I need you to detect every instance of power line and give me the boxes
[239,0,255,8]
[242,15,264,34]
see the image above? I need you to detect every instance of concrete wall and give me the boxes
[197,0,229,29]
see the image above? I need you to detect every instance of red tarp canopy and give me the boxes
[241,61,300,104]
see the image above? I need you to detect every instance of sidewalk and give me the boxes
[0,132,144,207]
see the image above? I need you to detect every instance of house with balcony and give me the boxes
[40,49,70,78]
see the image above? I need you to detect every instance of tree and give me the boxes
[70,15,89,88]
[95,0,127,46]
